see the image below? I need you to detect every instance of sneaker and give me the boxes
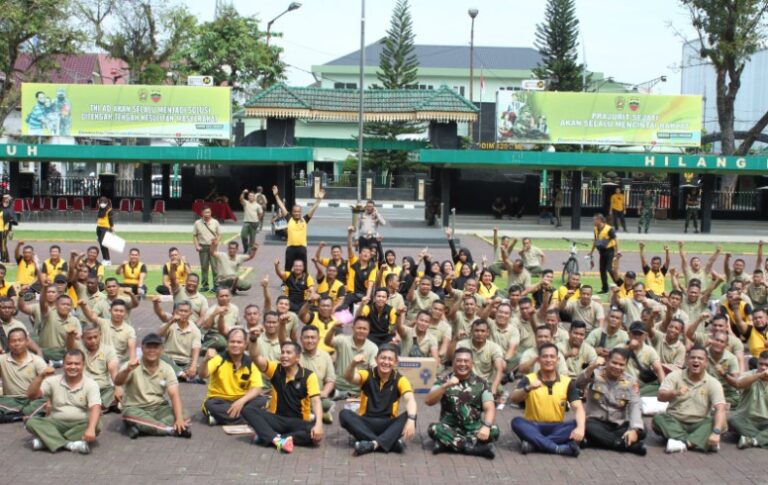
[207,415,218,426]
[519,440,533,455]
[629,443,648,456]
[665,438,687,454]
[738,435,753,449]
[280,436,294,454]
[127,425,140,440]
[432,441,448,455]
[391,438,406,454]
[466,442,495,459]
[353,440,376,456]
[176,427,192,439]
[31,438,44,451]
[709,444,720,452]
[66,440,91,454]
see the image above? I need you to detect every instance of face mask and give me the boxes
[99,203,107,208]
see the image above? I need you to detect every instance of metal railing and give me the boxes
[44,177,100,196]
[41,176,182,199]
[297,172,423,189]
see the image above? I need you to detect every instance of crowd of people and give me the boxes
[0,193,766,462]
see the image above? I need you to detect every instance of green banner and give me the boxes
[496,91,702,147]
[21,83,231,139]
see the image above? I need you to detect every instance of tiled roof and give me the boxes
[323,43,541,71]
[13,54,99,84]
[242,83,478,122]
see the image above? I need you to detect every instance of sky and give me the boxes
[185,0,698,95]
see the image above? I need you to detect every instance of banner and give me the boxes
[21,83,231,139]
[496,91,702,147]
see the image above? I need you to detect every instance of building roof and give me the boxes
[96,54,130,84]
[12,54,100,84]
[242,83,478,122]
[322,42,542,71]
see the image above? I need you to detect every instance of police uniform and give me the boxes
[241,361,320,447]
[201,303,239,353]
[360,303,397,346]
[593,223,616,293]
[579,366,646,453]
[119,261,147,294]
[280,271,314,312]
[728,369,768,447]
[427,371,500,453]
[340,255,378,310]
[121,359,181,436]
[0,352,48,420]
[202,352,263,425]
[339,367,413,452]
[192,217,220,289]
[285,215,311,271]
[317,276,345,307]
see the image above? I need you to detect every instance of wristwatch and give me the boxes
[407,414,417,422]
[712,427,722,435]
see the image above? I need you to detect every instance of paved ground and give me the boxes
[3,215,767,484]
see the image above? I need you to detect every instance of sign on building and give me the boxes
[187,75,214,87]
[496,91,702,147]
[21,83,231,139]
[521,79,546,91]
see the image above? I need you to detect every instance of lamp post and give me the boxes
[266,2,301,48]
[468,8,478,145]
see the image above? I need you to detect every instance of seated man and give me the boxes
[26,349,101,454]
[624,321,666,397]
[324,316,378,399]
[560,285,604,333]
[395,310,439,360]
[200,288,239,353]
[510,343,585,457]
[585,307,628,357]
[639,242,670,298]
[171,272,208,325]
[115,248,147,296]
[730,350,768,449]
[339,344,417,455]
[577,348,647,455]
[157,247,190,295]
[0,328,48,422]
[242,341,324,453]
[653,345,726,453]
[200,328,263,426]
[517,325,569,376]
[295,325,336,424]
[38,292,80,363]
[0,296,40,355]
[79,299,136,364]
[425,347,499,458]
[357,289,400,346]
[519,238,545,276]
[211,239,258,293]
[298,295,338,355]
[66,323,120,412]
[453,320,505,400]
[153,299,203,382]
[116,333,191,439]
[558,320,598,378]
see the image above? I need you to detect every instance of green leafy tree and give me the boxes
[532,0,587,92]
[0,0,84,132]
[362,0,422,178]
[184,4,285,94]
[77,0,197,84]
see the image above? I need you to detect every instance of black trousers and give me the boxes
[339,409,407,452]
[242,407,314,446]
[598,248,614,292]
[96,227,111,260]
[585,417,646,453]
[203,397,262,425]
[285,245,307,272]
[611,211,627,232]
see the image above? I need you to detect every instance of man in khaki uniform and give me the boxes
[240,189,264,250]
[624,322,665,396]
[518,325,569,375]
[561,286,604,332]
[489,302,520,373]
[406,276,439,321]
[192,207,221,292]
[171,272,208,324]
[0,296,40,354]
[26,349,101,454]
[454,320,505,398]
[0,328,47,421]
[426,300,452,360]
[211,239,258,293]
[585,308,628,357]
[648,316,686,370]
[153,299,202,382]
[653,345,727,453]
[324,317,378,398]
[611,283,662,326]
[200,288,239,353]
[39,294,80,362]
[116,333,191,439]
[79,299,136,364]
[730,350,768,449]
[297,325,336,423]
[705,331,741,407]
[558,321,598,378]
[395,310,439,360]
[66,323,120,411]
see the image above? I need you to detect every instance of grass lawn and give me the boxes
[480,236,759,254]
[11,231,238,244]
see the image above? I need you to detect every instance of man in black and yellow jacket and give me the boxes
[589,213,618,294]
[339,344,417,456]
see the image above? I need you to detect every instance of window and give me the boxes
[418,84,433,90]
[498,86,520,92]
[453,86,466,96]
[334,82,357,89]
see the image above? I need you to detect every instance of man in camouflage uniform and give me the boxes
[424,347,499,459]
[638,189,655,234]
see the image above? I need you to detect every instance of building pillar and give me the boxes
[700,174,715,234]
[440,168,451,228]
[9,161,20,198]
[669,173,681,219]
[161,163,171,201]
[553,170,562,192]
[141,163,152,223]
[570,171,582,231]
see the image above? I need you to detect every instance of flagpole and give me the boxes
[479,70,483,145]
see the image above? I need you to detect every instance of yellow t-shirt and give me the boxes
[610,193,625,212]
[287,216,309,247]
[204,354,263,401]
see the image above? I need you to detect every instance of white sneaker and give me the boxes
[65,440,91,454]
[208,415,217,426]
[31,438,44,451]
[665,438,687,454]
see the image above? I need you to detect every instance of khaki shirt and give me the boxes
[519,347,569,375]
[507,269,532,289]
[163,323,202,365]
[300,349,336,385]
[96,318,136,362]
[558,341,598,377]
[173,288,209,324]
[520,246,545,269]
[331,334,378,392]
[514,317,538,353]
[1,318,28,339]
[193,218,220,245]
[586,328,629,351]
[399,326,438,358]
[580,368,643,430]
[565,300,605,332]
[453,311,479,338]
[651,333,686,368]
[426,319,453,346]
[122,360,179,409]
[214,252,248,278]
[41,375,101,421]
[625,344,660,380]
[617,298,661,325]
[747,283,768,307]
[683,267,708,288]
[256,335,282,361]
[40,312,80,350]
[407,291,439,320]
[659,369,725,423]
[733,370,768,419]
[489,321,520,353]
[680,298,709,330]
[242,200,263,223]
[706,350,740,394]
[456,339,504,380]
[78,343,118,389]
[693,332,743,356]
[0,352,47,396]
[387,292,405,312]
[205,303,240,331]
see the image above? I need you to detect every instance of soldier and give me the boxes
[425,347,499,458]
[638,189,655,234]
[729,350,768,449]
[0,328,47,422]
[577,348,647,455]
[66,323,121,411]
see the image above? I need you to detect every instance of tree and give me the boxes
[532,0,587,92]
[77,0,197,84]
[0,0,84,132]
[362,0,421,177]
[184,4,285,95]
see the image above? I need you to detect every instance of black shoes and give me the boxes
[353,440,376,456]
[519,440,533,455]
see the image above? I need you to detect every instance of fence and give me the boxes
[297,172,422,189]
[40,176,182,199]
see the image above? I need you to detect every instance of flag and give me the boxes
[480,70,485,92]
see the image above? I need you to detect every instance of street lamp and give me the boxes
[632,75,667,93]
[468,8,478,145]
[266,2,302,48]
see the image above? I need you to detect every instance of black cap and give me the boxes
[625,271,637,279]
[141,333,163,346]
[53,275,68,284]
[629,321,646,334]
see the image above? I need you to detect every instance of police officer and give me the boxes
[577,348,647,455]
[589,213,617,294]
